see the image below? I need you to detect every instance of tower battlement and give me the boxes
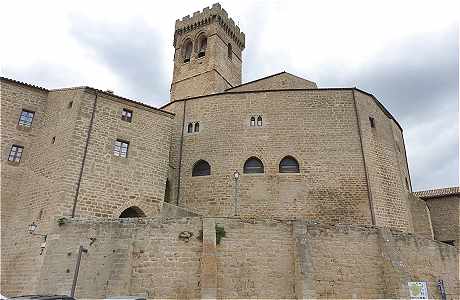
[174,3,245,49]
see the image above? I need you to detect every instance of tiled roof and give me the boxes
[0,76,49,91]
[413,187,460,199]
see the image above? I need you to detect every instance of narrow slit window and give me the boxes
[113,140,129,158]
[250,116,256,127]
[187,123,193,133]
[228,43,232,60]
[194,122,200,132]
[18,110,35,127]
[369,117,375,128]
[121,108,133,122]
[8,145,24,163]
[68,101,73,109]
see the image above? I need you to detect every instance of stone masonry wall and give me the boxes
[37,217,202,299]
[1,79,50,295]
[425,195,460,245]
[33,217,459,299]
[354,90,412,231]
[228,72,317,92]
[164,89,373,225]
[1,82,174,295]
[72,92,173,218]
[408,193,434,239]
[171,17,242,100]
[215,218,295,298]
[294,221,458,299]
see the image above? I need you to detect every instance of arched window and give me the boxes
[197,34,207,58]
[194,122,200,132]
[187,123,193,133]
[279,156,300,173]
[192,160,211,176]
[119,206,146,218]
[228,43,232,60]
[250,116,255,126]
[257,116,262,126]
[244,157,264,174]
[183,39,193,63]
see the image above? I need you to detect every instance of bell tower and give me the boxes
[170,3,245,101]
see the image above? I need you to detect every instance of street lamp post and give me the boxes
[70,245,88,298]
[233,170,240,216]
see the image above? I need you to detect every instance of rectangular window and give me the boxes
[8,145,24,162]
[18,110,35,127]
[113,140,129,158]
[121,109,133,122]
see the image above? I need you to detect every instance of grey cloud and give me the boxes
[2,62,85,90]
[314,26,459,191]
[68,15,170,106]
[243,24,458,191]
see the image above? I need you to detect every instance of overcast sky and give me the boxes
[1,0,458,191]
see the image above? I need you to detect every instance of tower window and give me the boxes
[279,156,300,173]
[68,101,73,109]
[121,108,133,122]
[228,43,232,60]
[257,116,263,126]
[369,116,375,128]
[8,145,24,163]
[192,160,211,176]
[197,34,207,58]
[113,139,129,158]
[194,122,200,132]
[18,110,35,127]
[187,123,193,133]
[183,39,193,63]
[250,116,255,127]
[244,157,264,174]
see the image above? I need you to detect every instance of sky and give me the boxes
[1,0,458,191]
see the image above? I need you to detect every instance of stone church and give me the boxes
[1,3,458,299]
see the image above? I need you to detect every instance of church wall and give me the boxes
[170,70,231,101]
[213,26,243,87]
[171,8,244,101]
[228,73,317,92]
[33,217,459,299]
[166,90,373,224]
[353,90,412,231]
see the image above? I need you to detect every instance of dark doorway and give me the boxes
[119,206,146,218]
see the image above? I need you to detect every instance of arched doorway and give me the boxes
[119,206,146,218]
